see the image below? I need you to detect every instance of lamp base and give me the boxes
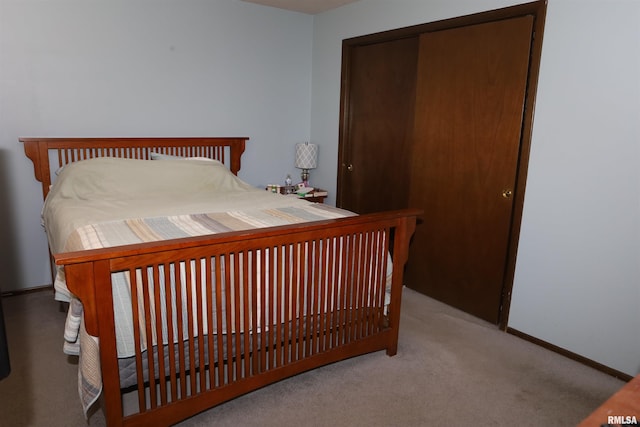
[300,169,310,186]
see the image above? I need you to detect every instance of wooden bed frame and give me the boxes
[22,137,420,427]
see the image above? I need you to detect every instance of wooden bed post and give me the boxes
[386,214,417,356]
[228,138,246,175]
[93,259,125,426]
[63,263,99,335]
[23,139,52,200]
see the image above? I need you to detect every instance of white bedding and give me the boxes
[44,157,316,260]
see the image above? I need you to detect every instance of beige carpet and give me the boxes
[0,287,624,426]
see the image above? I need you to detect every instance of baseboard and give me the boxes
[1,285,53,298]
[507,327,633,382]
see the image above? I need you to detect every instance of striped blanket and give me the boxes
[57,203,355,414]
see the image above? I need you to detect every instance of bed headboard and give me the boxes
[21,137,248,200]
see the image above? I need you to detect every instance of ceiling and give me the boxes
[241,0,360,15]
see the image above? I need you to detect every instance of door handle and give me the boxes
[344,163,354,172]
[502,189,513,199]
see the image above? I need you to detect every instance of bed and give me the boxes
[22,137,420,427]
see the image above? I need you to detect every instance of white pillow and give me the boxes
[150,152,182,160]
[150,152,222,165]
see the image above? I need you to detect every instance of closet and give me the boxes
[337,1,546,327]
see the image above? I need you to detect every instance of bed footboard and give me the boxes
[56,209,419,427]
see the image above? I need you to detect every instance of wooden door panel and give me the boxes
[405,16,534,323]
[338,37,418,214]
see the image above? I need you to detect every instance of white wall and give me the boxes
[310,0,640,376]
[509,0,640,377]
[0,0,313,292]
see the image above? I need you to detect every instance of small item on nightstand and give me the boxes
[309,189,328,197]
[296,186,314,197]
[298,188,327,203]
[266,184,279,193]
[281,185,297,195]
[281,174,296,194]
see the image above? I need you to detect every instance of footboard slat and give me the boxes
[57,210,419,427]
[184,260,197,397]
[241,252,251,379]
[163,262,178,403]
[129,267,146,413]
[214,255,225,388]
[152,265,168,407]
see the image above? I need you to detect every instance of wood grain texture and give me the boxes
[406,16,534,324]
[578,375,640,426]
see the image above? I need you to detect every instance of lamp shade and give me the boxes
[295,143,318,170]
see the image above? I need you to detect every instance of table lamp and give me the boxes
[295,142,318,186]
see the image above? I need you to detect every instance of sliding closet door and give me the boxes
[337,37,418,214]
[405,16,534,324]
